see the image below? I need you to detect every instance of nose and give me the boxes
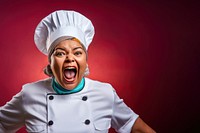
[65,54,75,63]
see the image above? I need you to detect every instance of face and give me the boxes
[50,39,87,90]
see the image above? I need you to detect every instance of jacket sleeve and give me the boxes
[0,91,25,133]
[111,89,139,133]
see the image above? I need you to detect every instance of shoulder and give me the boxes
[85,78,113,89]
[84,78,115,100]
[85,78,115,93]
[20,78,54,105]
[23,78,52,88]
[22,78,53,95]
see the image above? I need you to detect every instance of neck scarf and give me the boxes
[52,78,85,95]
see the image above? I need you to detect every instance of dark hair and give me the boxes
[43,64,53,77]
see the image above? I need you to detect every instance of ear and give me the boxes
[44,64,53,77]
[84,64,90,76]
[48,54,52,63]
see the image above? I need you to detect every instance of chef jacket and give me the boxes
[0,78,139,133]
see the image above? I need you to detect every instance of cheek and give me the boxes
[79,59,87,71]
[50,58,62,74]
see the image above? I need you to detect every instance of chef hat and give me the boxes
[34,10,95,55]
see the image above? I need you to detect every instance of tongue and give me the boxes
[64,70,76,79]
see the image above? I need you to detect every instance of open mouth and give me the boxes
[63,67,77,82]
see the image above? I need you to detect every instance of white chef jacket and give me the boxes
[0,78,139,133]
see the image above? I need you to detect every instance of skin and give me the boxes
[50,39,156,132]
[132,117,156,133]
[50,39,87,90]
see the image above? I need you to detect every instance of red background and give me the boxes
[0,0,199,132]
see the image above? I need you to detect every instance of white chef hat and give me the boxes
[34,10,95,55]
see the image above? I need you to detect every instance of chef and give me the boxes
[0,10,156,133]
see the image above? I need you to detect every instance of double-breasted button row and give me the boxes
[48,119,90,126]
[48,120,54,126]
[82,96,89,125]
[84,119,90,125]
[82,96,88,101]
[49,95,54,100]
[49,95,88,101]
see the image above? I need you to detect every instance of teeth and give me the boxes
[65,67,77,73]
[66,67,75,69]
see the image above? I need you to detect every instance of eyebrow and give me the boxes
[55,47,65,51]
[73,47,83,51]
[55,47,84,51]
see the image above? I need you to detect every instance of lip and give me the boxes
[63,66,77,83]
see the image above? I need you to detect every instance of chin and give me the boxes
[63,80,79,90]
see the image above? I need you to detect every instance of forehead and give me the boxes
[55,39,83,49]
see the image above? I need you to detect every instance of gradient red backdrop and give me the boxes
[0,0,199,133]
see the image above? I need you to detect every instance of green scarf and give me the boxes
[52,78,85,95]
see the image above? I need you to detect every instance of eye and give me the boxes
[55,51,66,57]
[74,51,82,56]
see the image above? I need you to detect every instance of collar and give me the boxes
[52,78,85,95]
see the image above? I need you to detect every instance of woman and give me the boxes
[0,10,156,133]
